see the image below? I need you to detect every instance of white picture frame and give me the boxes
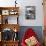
[2,10,9,15]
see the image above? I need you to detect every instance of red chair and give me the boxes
[21,28,41,46]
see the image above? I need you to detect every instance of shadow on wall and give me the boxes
[18,26,43,44]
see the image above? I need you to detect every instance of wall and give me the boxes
[18,0,43,26]
[18,26,43,43]
[0,0,44,44]
[0,0,43,26]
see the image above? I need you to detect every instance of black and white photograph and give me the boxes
[25,6,36,19]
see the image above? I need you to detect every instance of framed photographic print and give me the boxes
[9,10,18,15]
[25,6,36,20]
[9,10,15,15]
[2,10,9,15]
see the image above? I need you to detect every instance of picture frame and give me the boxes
[25,6,36,19]
[2,10,9,15]
[9,10,18,15]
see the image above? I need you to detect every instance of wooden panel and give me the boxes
[0,41,19,46]
[0,24,2,31]
[0,15,1,24]
[43,0,46,46]
[0,24,20,32]
[0,7,19,10]
[2,41,18,46]
[0,41,2,46]
[43,0,46,26]
[44,26,46,46]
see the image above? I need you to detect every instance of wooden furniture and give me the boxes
[43,0,46,46]
[43,0,46,26]
[0,7,19,24]
[44,26,46,46]
[0,41,2,46]
[0,7,19,46]
[2,40,19,46]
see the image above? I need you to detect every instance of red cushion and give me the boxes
[21,28,41,46]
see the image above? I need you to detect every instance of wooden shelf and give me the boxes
[2,40,19,42]
[1,40,19,46]
[0,7,19,10]
[0,7,19,46]
[0,24,20,32]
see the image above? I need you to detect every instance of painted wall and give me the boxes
[0,0,43,26]
[18,26,43,44]
[18,0,43,26]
